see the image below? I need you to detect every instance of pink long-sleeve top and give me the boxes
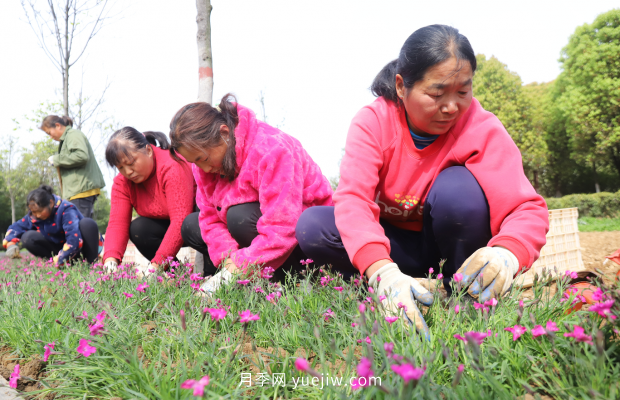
[334,97,549,276]
[103,146,196,265]
[194,104,333,270]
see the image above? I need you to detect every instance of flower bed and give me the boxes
[0,255,618,399]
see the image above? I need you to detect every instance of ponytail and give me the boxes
[143,131,170,150]
[370,59,400,103]
[26,185,55,212]
[40,115,73,130]
[105,127,169,167]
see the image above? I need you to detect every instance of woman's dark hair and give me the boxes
[105,127,170,167]
[169,93,239,181]
[26,185,55,212]
[39,115,73,130]
[371,25,477,103]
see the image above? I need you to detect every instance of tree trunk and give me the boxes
[592,160,601,193]
[63,1,70,117]
[196,0,213,104]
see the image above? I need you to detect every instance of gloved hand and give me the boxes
[199,267,233,295]
[6,244,20,258]
[368,263,433,339]
[455,246,520,303]
[104,259,118,273]
[48,156,55,166]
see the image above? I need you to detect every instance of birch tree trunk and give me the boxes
[196,0,213,104]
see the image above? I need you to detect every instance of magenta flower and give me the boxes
[204,307,227,321]
[295,357,310,371]
[385,316,398,325]
[437,273,443,279]
[397,302,407,312]
[351,358,374,390]
[379,295,387,302]
[504,325,527,341]
[89,321,105,336]
[429,268,434,274]
[123,292,133,299]
[323,308,335,322]
[239,310,260,323]
[76,339,97,357]
[384,342,394,355]
[351,322,357,327]
[136,283,150,292]
[377,276,381,282]
[254,286,265,294]
[531,325,546,337]
[590,300,617,320]
[484,298,498,308]
[391,363,425,383]
[180,375,210,397]
[43,342,55,361]
[546,320,559,332]
[189,273,203,281]
[305,259,313,264]
[565,270,579,279]
[365,336,371,344]
[157,276,164,283]
[334,286,344,292]
[474,302,488,312]
[261,266,275,279]
[9,364,19,389]
[453,273,463,282]
[454,330,491,345]
[358,303,366,313]
[564,325,593,345]
[592,287,606,302]
[458,364,464,373]
[454,304,460,314]
[237,279,250,285]
[519,299,524,308]
[37,300,45,310]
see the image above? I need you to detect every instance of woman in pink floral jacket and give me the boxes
[170,94,333,291]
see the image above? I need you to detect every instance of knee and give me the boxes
[181,212,200,243]
[79,218,98,233]
[429,167,488,220]
[20,231,37,248]
[129,217,150,242]
[295,206,333,247]
[226,202,260,239]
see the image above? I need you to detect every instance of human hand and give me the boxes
[48,156,55,166]
[6,244,20,259]
[368,262,433,339]
[103,258,118,273]
[455,246,519,303]
[199,267,233,295]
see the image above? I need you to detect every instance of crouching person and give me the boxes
[102,128,196,272]
[169,94,333,293]
[3,185,100,267]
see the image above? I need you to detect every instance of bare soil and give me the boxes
[579,231,620,283]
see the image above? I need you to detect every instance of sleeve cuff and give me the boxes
[488,236,530,274]
[352,243,392,276]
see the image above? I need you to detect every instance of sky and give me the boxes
[1,0,618,190]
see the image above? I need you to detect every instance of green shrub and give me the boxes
[545,190,620,218]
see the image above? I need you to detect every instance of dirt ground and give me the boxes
[579,231,620,282]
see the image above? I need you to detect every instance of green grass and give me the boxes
[578,217,620,232]
[0,256,619,399]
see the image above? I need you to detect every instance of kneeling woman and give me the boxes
[169,94,333,292]
[3,185,100,266]
[102,129,196,271]
[296,25,549,336]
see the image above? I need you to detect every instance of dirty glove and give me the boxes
[6,244,20,258]
[104,259,118,273]
[456,246,520,303]
[368,263,433,339]
[48,156,55,166]
[199,267,233,295]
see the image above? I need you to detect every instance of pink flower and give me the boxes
[351,358,374,390]
[437,273,443,279]
[397,302,407,312]
[385,316,398,325]
[323,308,335,322]
[429,268,434,274]
[237,279,250,285]
[384,342,394,355]
[391,363,424,383]
[368,286,374,294]
[565,270,579,279]
[592,287,605,302]
[454,331,491,345]
[89,321,105,336]
[353,278,360,286]
[295,357,309,371]
[453,273,463,283]
[254,286,265,294]
[504,325,527,341]
[351,322,357,327]
[123,292,133,298]
[546,320,559,332]
[358,303,366,313]
[564,325,593,345]
[474,302,488,312]
[189,273,203,281]
[76,339,97,357]
[136,283,150,292]
[8,364,20,389]
[261,267,275,279]
[334,287,344,292]
[484,298,498,308]
[43,342,55,361]
[180,375,210,397]
[37,300,45,310]
[454,304,460,314]
[204,308,227,321]
[305,259,313,264]
[157,276,164,283]
[531,325,546,337]
[377,276,381,282]
[590,300,616,320]
[365,336,371,344]
[458,364,464,373]
[238,310,260,323]
[519,299,524,308]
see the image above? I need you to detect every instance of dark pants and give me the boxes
[129,217,171,262]
[181,202,307,280]
[70,195,98,219]
[21,218,100,263]
[296,167,492,288]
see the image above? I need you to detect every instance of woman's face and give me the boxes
[43,123,66,141]
[29,200,54,220]
[115,145,155,184]
[176,125,230,175]
[396,57,473,137]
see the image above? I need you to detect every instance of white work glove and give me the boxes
[455,246,520,302]
[48,156,55,166]
[199,267,233,295]
[6,244,20,258]
[104,259,118,273]
[369,263,433,340]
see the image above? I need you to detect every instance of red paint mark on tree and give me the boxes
[199,67,213,79]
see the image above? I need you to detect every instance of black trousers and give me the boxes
[69,195,98,219]
[128,217,171,262]
[21,218,100,263]
[181,202,307,280]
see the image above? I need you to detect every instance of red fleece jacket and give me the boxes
[333,97,549,275]
[103,146,196,265]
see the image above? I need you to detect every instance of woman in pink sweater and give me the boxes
[169,94,333,292]
[103,128,196,271]
[297,25,549,337]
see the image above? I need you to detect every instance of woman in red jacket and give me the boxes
[296,25,549,337]
[102,128,198,272]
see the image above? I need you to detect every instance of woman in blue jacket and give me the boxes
[2,185,100,266]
